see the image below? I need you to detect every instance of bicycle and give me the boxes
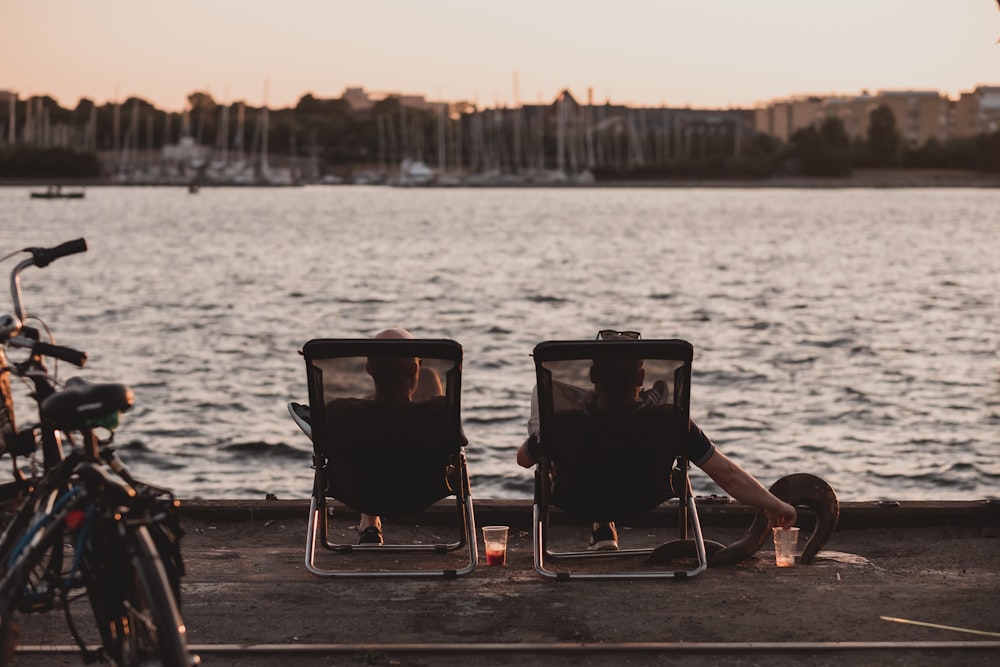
[0,240,194,666]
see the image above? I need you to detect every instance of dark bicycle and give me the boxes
[0,240,194,666]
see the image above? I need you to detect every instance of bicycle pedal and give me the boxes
[19,597,54,613]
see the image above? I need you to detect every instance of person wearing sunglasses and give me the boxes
[516,329,795,551]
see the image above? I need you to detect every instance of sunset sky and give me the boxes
[4,0,998,111]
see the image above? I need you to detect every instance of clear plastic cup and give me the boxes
[481,525,509,566]
[772,526,800,567]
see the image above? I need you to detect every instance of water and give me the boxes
[3,185,998,501]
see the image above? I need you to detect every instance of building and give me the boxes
[954,85,1000,138]
[341,87,375,113]
[873,90,949,146]
[342,86,447,115]
[752,96,826,141]
[823,94,874,140]
[753,87,1000,146]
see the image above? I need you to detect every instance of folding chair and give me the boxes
[299,338,477,577]
[531,339,709,580]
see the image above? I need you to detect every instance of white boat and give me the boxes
[392,158,435,186]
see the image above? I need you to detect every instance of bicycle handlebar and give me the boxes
[24,239,88,268]
[35,342,88,367]
[7,337,88,367]
[1,239,92,466]
[11,238,88,324]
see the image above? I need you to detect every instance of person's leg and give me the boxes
[358,513,383,544]
[588,522,618,550]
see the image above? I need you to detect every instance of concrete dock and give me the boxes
[10,499,1000,666]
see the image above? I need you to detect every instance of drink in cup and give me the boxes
[482,525,509,566]
[772,526,800,567]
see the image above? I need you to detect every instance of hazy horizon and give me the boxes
[4,1,999,112]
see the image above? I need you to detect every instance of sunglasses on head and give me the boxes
[596,330,641,341]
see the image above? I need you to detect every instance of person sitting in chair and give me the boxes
[516,331,796,551]
[329,327,446,545]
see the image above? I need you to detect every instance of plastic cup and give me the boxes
[772,527,800,567]
[482,525,509,566]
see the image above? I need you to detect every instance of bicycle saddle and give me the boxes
[40,377,134,430]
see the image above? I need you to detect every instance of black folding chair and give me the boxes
[531,339,709,579]
[299,338,477,578]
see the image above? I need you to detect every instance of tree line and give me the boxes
[1,91,998,180]
[781,106,1000,177]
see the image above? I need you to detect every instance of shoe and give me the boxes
[358,526,383,545]
[588,523,619,551]
[287,402,312,439]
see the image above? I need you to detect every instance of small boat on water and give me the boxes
[30,185,85,200]
[391,158,436,186]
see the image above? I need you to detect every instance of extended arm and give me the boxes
[698,450,797,528]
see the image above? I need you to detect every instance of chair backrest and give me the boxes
[303,339,466,516]
[532,340,694,521]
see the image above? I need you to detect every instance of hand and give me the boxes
[765,501,797,528]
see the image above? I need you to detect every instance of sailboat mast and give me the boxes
[235,102,245,164]
[512,72,522,173]
[113,87,120,161]
[218,92,230,165]
[7,92,14,144]
[260,80,270,179]
[437,104,446,173]
[556,92,566,174]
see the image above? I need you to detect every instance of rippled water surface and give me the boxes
[3,185,998,501]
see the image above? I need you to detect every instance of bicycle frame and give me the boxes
[1,240,88,474]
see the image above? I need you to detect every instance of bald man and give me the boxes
[355,328,444,544]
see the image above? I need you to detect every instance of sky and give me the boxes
[3,0,999,112]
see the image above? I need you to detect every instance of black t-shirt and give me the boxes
[321,396,456,515]
[541,403,715,521]
[544,402,714,463]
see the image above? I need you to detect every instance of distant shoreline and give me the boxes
[583,168,1000,189]
[4,168,1000,189]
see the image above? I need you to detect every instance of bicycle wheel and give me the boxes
[0,486,72,658]
[86,524,191,666]
[0,464,77,578]
[0,486,71,612]
[0,611,19,665]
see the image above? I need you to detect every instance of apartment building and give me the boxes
[954,85,1000,138]
[874,90,949,146]
[821,95,873,139]
[755,86,1000,145]
[754,97,819,142]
